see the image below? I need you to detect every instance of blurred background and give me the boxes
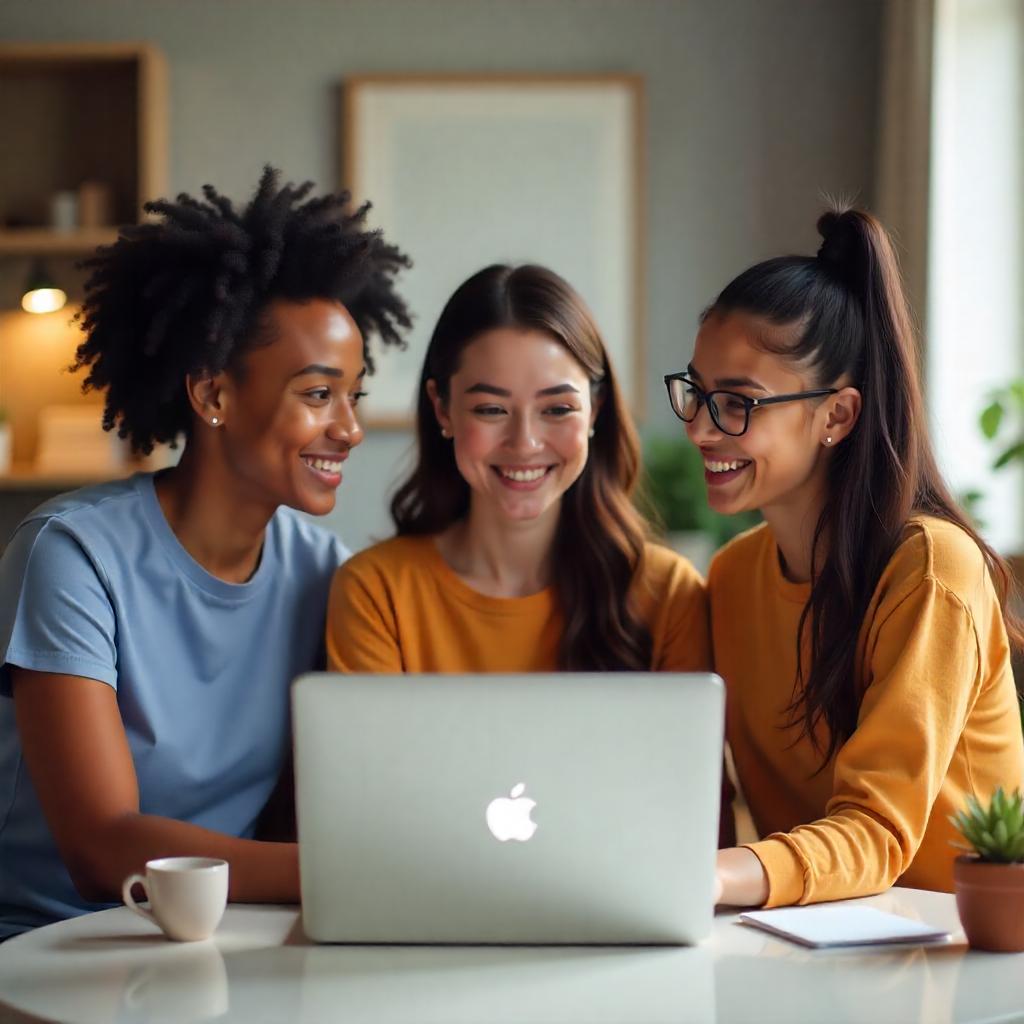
[0,0,1020,571]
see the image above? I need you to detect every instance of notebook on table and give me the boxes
[739,905,952,948]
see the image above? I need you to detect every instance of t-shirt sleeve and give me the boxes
[325,559,404,673]
[745,576,980,906]
[0,519,118,696]
[652,556,711,672]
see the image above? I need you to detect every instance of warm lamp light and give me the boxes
[21,262,67,314]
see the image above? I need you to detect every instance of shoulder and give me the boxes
[638,542,705,591]
[333,535,436,591]
[884,515,990,602]
[270,506,351,574]
[15,475,144,543]
[1,477,147,583]
[707,521,770,584]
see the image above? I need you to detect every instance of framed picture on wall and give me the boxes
[342,74,645,427]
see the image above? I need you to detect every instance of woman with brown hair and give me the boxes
[667,205,1024,908]
[326,264,708,676]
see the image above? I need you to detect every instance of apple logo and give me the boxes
[485,783,538,842]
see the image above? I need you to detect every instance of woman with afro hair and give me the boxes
[0,167,411,938]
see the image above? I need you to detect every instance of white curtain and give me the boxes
[927,0,1024,553]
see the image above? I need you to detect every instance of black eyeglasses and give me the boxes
[663,372,837,437]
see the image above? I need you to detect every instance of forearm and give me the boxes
[715,846,769,907]
[72,812,299,904]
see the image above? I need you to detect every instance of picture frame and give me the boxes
[342,74,645,427]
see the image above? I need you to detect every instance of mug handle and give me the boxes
[122,873,158,928]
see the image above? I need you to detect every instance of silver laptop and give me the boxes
[292,672,724,945]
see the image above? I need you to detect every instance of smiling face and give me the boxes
[685,311,837,519]
[213,297,366,516]
[428,327,596,526]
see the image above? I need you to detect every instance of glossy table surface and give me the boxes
[0,888,1021,1023]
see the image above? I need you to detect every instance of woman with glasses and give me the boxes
[668,206,1023,908]
[326,264,709,682]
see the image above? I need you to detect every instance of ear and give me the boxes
[185,371,229,428]
[425,379,452,437]
[589,383,606,430]
[822,386,861,446]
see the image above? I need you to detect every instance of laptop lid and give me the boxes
[293,672,723,945]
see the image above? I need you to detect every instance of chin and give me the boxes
[289,487,338,517]
[708,493,752,517]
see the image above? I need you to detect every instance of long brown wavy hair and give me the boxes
[391,264,653,670]
[707,206,1023,767]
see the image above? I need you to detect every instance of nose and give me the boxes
[684,401,722,447]
[506,410,543,453]
[327,397,364,449]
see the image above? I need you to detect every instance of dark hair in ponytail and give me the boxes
[707,205,1023,766]
[391,264,652,671]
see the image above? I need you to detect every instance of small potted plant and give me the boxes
[950,787,1024,951]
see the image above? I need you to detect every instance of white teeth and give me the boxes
[500,467,547,482]
[304,456,342,474]
[704,458,748,473]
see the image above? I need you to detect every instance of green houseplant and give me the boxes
[950,787,1024,951]
[980,381,1024,469]
[977,382,1024,738]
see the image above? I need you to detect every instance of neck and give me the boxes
[154,442,276,583]
[437,499,561,598]
[761,475,829,584]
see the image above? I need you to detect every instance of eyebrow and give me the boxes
[290,365,366,381]
[687,364,767,393]
[464,383,580,398]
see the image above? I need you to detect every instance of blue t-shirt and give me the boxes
[0,473,348,938]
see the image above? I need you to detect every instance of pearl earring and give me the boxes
[211,417,220,426]
[588,428,595,438]
[441,427,451,439]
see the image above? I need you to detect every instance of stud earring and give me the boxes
[211,417,220,426]
[440,427,451,439]
[588,428,595,438]
[825,436,832,445]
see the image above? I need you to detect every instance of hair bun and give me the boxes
[816,207,867,290]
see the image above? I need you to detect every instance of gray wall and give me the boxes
[1,0,884,551]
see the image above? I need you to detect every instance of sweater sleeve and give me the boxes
[325,560,404,673]
[746,576,981,906]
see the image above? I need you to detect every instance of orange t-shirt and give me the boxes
[710,516,1024,907]
[326,536,710,673]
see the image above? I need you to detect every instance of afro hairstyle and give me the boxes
[73,165,412,454]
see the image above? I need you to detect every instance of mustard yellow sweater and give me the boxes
[710,516,1024,906]
[327,536,710,674]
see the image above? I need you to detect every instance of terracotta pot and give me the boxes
[953,855,1024,952]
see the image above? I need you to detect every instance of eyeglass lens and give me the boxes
[668,378,748,436]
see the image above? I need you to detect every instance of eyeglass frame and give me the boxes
[663,371,838,437]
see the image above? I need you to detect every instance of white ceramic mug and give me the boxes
[122,857,229,942]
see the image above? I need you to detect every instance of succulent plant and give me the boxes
[950,787,1024,863]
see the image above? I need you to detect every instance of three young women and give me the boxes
[0,168,411,937]
[668,207,1024,907]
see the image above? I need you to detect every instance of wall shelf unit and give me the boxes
[0,42,167,510]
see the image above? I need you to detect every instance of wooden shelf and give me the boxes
[0,463,134,491]
[0,227,119,256]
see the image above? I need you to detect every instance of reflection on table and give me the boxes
[1,888,1022,1023]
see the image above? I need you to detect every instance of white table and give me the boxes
[0,888,1021,1023]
